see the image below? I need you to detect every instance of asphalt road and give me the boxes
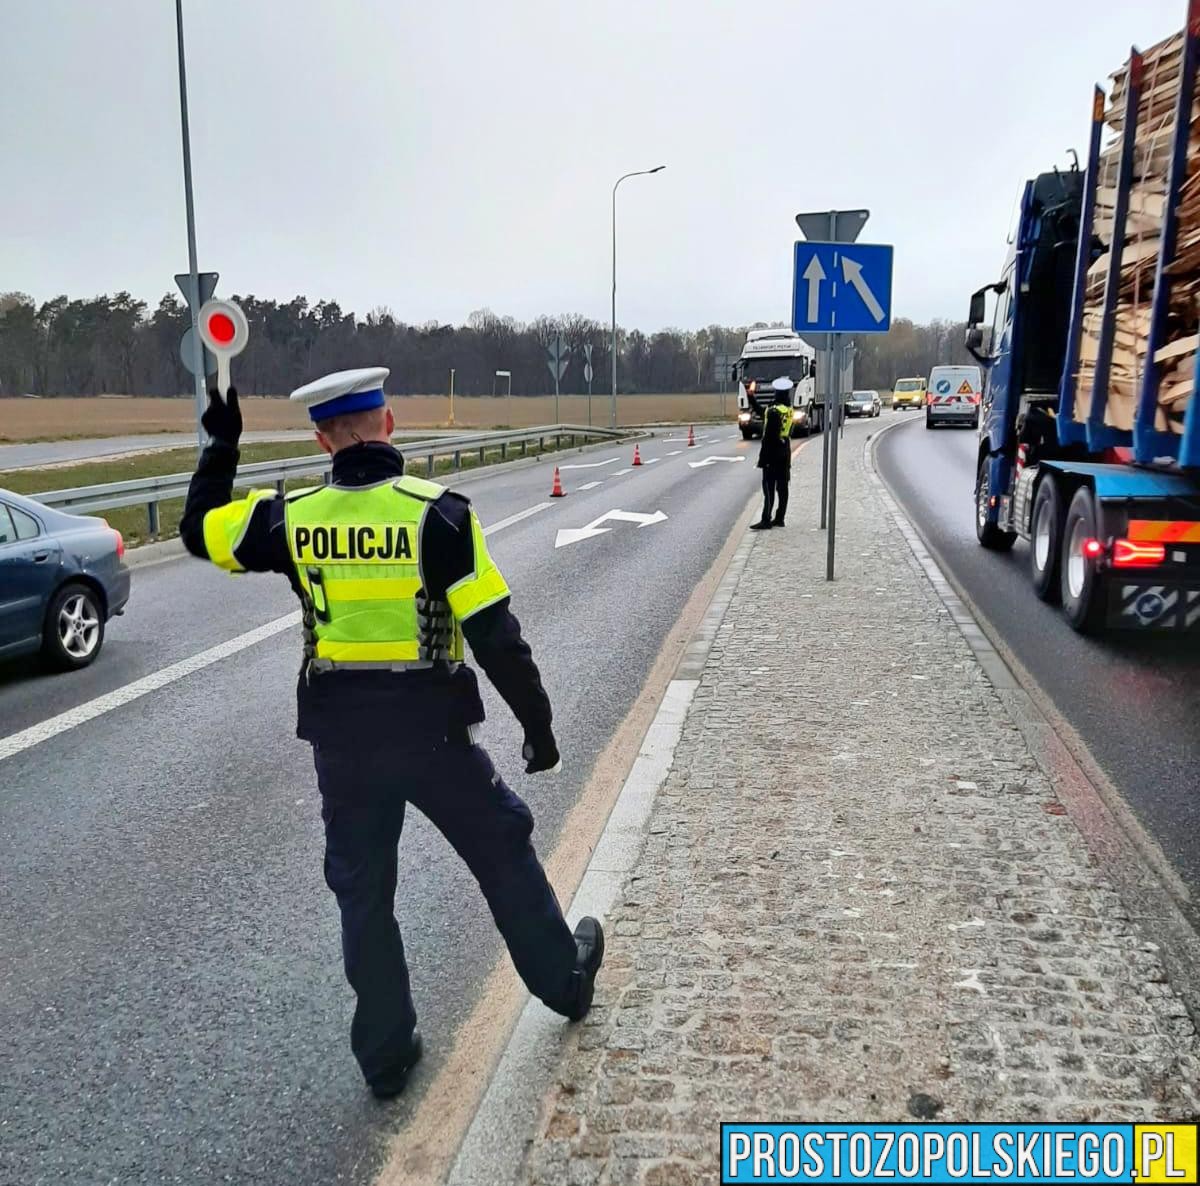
[0,427,759,1184]
[876,414,1200,922]
[0,429,452,470]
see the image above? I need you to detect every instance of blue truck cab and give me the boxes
[964,44,1200,634]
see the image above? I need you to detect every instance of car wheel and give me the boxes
[42,581,105,671]
[1061,486,1106,633]
[1030,475,1065,602]
[925,412,934,429]
[975,457,1017,551]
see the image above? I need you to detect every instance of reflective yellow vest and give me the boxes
[209,475,510,671]
[773,404,793,441]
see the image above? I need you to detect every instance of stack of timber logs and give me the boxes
[1075,30,1196,435]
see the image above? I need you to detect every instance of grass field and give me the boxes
[1,435,593,548]
[0,393,730,442]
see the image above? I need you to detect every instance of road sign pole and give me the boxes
[818,208,836,528]
[174,0,206,452]
[826,336,841,581]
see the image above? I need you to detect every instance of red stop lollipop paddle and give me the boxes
[198,298,249,399]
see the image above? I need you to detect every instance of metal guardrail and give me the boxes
[30,424,624,534]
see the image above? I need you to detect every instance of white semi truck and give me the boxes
[732,329,817,440]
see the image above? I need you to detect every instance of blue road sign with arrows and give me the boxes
[791,242,893,335]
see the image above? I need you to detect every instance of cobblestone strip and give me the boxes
[520,425,1200,1186]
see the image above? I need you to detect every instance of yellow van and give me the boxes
[892,377,925,410]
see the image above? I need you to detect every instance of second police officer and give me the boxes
[180,368,604,1099]
[750,375,794,530]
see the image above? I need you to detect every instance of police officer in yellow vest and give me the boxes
[750,376,794,530]
[180,368,604,1099]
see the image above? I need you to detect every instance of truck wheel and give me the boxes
[1030,476,1064,602]
[741,428,753,441]
[975,458,1017,551]
[1060,486,1106,633]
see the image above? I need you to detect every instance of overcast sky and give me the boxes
[0,1,1185,332]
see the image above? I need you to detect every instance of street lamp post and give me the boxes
[611,165,665,429]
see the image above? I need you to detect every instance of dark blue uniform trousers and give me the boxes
[312,739,580,1086]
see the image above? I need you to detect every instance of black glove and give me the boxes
[523,730,561,774]
[202,386,242,447]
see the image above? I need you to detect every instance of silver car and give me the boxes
[845,390,881,418]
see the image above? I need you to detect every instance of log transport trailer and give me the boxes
[965,19,1200,633]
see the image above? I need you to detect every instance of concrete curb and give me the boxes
[445,479,762,1186]
[865,417,1200,1025]
[118,432,650,570]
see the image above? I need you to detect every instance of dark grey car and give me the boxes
[0,488,131,670]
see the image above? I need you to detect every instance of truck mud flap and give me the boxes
[1108,583,1200,630]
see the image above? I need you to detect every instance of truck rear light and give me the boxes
[1112,539,1165,567]
[1082,538,1106,559]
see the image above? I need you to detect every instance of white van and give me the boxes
[925,364,982,430]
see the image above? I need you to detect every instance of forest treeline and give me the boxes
[0,290,970,398]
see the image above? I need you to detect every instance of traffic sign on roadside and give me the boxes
[792,242,893,335]
[179,326,216,377]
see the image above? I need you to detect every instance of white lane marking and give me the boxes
[612,467,633,476]
[554,508,667,548]
[688,455,746,469]
[557,457,620,471]
[483,502,554,536]
[644,457,662,464]
[666,450,682,456]
[0,612,302,765]
[578,481,603,490]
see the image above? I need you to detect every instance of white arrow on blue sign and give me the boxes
[791,242,893,335]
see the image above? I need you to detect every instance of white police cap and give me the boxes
[290,366,390,423]
[772,376,795,393]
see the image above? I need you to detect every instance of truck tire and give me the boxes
[1029,476,1065,603]
[1060,486,1107,633]
[975,457,1017,551]
[741,428,753,441]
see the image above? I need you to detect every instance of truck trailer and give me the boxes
[965,12,1200,633]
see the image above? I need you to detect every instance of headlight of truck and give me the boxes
[738,412,751,423]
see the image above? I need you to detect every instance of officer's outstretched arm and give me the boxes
[183,432,294,576]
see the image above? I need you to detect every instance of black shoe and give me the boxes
[749,520,773,531]
[565,917,605,1022]
[368,1030,423,1100]
[771,518,785,528]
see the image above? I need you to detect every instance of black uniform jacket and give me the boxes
[180,440,553,749]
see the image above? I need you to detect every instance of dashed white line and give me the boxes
[578,481,602,490]
[666,450,682,456]
[612,467,633,476]
[644,457,662,464]
[482,502,554,536]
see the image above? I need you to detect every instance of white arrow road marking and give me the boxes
[688,455,746,469]
[802,254,826,324]
[578,480,602,490]
[554,508,668,549]
[483,502,554,536]
[558,457,620,470]
[841,257,885,323]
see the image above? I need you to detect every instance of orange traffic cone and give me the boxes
[550,466,566,497]
[687,425,696,447]
[632,443,643,466]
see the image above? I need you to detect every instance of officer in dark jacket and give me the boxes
[180,367,604,1099]
[750,377,794,530]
